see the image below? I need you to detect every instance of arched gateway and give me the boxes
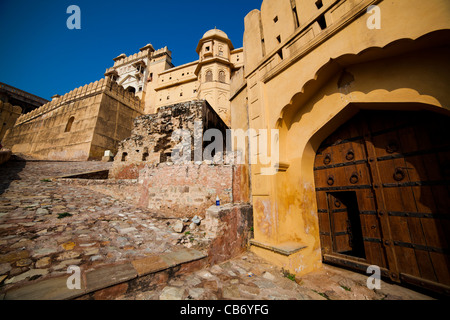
[314,109,450,294]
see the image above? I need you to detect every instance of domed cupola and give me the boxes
[196,28,234,61]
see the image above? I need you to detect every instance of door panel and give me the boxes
[314,110,450,294]
[327,193,352,254]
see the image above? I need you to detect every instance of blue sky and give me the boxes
[0,0,262,100]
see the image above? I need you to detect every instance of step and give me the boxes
[2,248,207,300]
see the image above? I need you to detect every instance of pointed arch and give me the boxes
[65,116,75,133]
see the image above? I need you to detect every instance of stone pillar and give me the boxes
[205,203,253,265]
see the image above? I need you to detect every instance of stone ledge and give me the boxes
[52,169,110,180]
[4,275,86,300]
[132,248,207,277]
[85,263,138,293]
[250,240,307,256]
[2,248,207,300]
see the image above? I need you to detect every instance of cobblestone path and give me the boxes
[0,160,203,294]
[0,160,434,300]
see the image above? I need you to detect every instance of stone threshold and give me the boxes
[51,169,110,180]
[2,248,207,300]
[250,239,307,256]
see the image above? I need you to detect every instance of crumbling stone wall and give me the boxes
[109,99,228,179]
[0,101,22,144]
[137,162,234,218]
[108,99,250,218]
[3,77,143,161]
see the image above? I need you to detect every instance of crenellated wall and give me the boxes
[3,77,144,161]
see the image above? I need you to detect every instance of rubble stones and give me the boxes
[36,208,49,216]
[188,223,197,231]
[191,216,201,226]
[173,221,184,233]
[159,286,186,300]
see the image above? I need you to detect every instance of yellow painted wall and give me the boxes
[234,0,450,276]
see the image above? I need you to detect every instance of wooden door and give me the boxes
[314,110,450,295]
[327,193,353,254]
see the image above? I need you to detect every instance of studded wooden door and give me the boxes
[314,110,450,295]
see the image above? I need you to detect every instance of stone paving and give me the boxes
[0,159,209,297]
[0,159,435,300]
[122,251,433,301]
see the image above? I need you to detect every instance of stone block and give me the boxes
[102,156,114,162]
[104,150,114,157]
[131,256,168,276]
[160,248,207,268]
[93,282,128,300]
[159,286,186,300]
[85,263,137,293]
[4,275,86,300]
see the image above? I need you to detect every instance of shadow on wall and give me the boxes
[0,155,26,195]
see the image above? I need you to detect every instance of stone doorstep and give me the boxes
[250,239,307,256]
[3,248,207,300]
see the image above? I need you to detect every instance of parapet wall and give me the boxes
[3,77,143,161]
[15,77,142,127]
[113,46,172,68]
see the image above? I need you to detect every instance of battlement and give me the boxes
[105,78,143,111]
[16,77,143,125]
[152,46,172,59]
[113,50,150,67]
[112,46,172,68]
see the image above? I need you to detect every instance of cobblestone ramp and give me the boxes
[0,160,209,300]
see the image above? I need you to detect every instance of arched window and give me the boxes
[65,116,75,133]
[205,70,213,82]
[121,152,128,162]
[219,70,226,83]
[126,86,136,94]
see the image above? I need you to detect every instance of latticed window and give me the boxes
[205,70,213,82]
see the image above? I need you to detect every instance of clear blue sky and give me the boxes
[0,0,262,100]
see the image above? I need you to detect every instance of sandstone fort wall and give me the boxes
[3,77,143,160]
